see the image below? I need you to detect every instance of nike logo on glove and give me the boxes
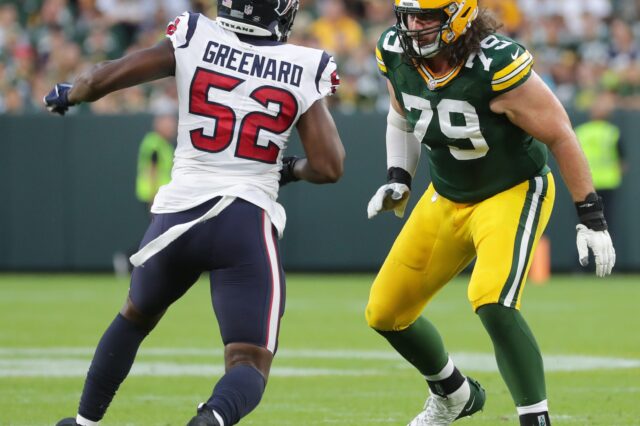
[578,202,595,208]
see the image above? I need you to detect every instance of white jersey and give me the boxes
[152,12,339,236]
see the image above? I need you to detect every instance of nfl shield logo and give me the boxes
[244,4,253,15]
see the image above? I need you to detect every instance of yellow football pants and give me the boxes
[366,173,555,331]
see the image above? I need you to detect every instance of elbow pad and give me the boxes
[386,106,421,177]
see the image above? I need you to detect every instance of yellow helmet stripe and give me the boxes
[395,0,453,9]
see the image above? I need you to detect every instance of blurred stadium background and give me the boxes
[1,0,640,272]
[0,0,639,425]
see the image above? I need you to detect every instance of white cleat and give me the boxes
[407,377,486,426]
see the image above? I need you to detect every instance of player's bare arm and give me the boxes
[69,40,175,104]
[290,98,345,184]
[490,71,594,202]
[491,70,614,276]
[44,40,175,114]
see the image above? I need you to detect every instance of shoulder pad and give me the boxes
[166,12,200,49]
[376,27,403,78]
[464,34,533,93]
[479,34,534,93]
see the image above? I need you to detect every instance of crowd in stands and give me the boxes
[1,0,640,114]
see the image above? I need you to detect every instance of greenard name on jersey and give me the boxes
[376,29,548,203]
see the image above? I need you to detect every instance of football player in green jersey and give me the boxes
[365,0,616,425]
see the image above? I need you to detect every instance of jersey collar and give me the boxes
[413,60,463,91]
[236,33,283,46]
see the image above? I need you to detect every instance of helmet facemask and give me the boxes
[394,1,478,60]
[273,0,299,42]
[395,9,449,58]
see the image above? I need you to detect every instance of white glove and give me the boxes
[576,224,616,277]
[367,183,410,219]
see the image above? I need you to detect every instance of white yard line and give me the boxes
[0,359,380,377]
[0,348,638,377]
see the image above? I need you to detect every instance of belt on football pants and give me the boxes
[129,195,236,267]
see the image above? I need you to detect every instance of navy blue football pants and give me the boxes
[129,197,285,352]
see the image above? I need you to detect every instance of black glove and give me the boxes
[43,83,74,116]
[279,156,300,186]
[575,192,607,231]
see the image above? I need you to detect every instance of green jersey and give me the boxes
[376,29,548,203]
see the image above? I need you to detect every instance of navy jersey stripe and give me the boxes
[315,51,331,94]
[178,12,200,49]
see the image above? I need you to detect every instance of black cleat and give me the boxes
[55,418,79,426]
[186,403,221,426]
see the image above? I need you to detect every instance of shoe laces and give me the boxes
[408,394,466,426]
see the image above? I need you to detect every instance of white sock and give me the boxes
[446,378,470,401]
[424,357,469,399]
[517,399,549,415]
[76,414,99,426]
[424,357,455,381]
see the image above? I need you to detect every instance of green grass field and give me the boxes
[0,273,638,426]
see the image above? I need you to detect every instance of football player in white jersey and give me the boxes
[46,1,344,425]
